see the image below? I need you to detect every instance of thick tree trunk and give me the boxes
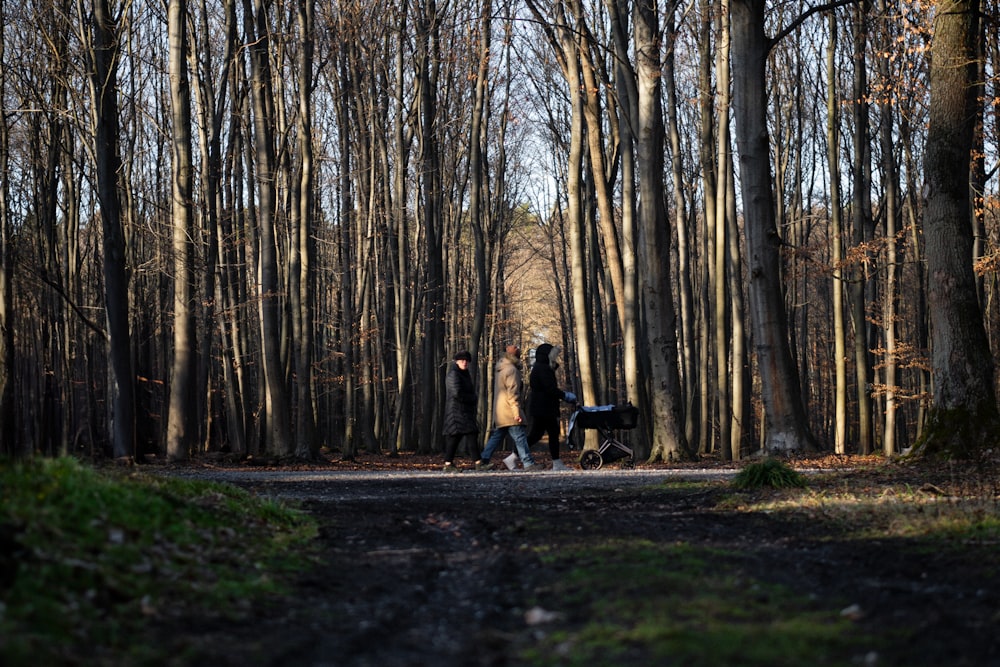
[730,0,816,453]
[635,0,692,462]
[918,0,998,457]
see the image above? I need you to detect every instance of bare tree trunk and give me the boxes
[523,1,602,423]
[665,6,697,453]
[468,0,491,369]
[416,0,445,453]
[726,155,750,457]
[827,13,848,455]
[606,0,643,436]
[291,0,317,458]
[875,0,901,455]
[730,0,816,453]
[89,0,137,460]
[918,0,998,457]
[166,0,197,461]
[244,0,292,456]
[850,1,875,455]
[339,108,357,458]
[635,0,692,462]
[714,0,732,460]
[571,0,626,347]
[696,0,716,455]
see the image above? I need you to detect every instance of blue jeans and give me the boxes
[481,424,534,465]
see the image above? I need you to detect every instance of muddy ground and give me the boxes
[153,454,1000,666]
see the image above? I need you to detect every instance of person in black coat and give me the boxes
[442,350,480,472]
[525,343,576,470]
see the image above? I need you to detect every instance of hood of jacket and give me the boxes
[535,343,553,365]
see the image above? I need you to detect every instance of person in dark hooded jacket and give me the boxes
[524,343,576,470]
[442,350,480,472]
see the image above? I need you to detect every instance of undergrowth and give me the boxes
[0,457,317,666]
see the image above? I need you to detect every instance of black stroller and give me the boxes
[567,403,639,470]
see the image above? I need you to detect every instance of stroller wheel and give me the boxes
[622,457,635,469]
[579,450,602,470]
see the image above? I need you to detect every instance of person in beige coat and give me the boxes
[475,344,538,471]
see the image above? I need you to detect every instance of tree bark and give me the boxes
[730,0,816,453]
[826,13,848,455]
[850,1,875,455]
[166,0,197,461]
[635,0,692,462]
[291,0,317,458]
[918,0,998,457]
[90,0,137,460]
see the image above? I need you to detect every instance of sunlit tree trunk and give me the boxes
[166,0,197,461]
[827,13,848,455]
[713,0,732,460]
[726,150,750,457]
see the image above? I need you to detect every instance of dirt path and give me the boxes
[156,465,1000,666]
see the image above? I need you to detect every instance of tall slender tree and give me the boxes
[166,0,197,461]
[244,0,293,456]
[291,0,318,458]
[89,0,137,459]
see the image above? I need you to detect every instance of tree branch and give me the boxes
[769,0,860,50]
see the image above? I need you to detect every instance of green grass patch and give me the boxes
[522,539,867,666]
[732,458,808,490]
[0,457,317,666]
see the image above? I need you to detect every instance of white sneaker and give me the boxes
[503,453,518,470]
[551,459,570,471]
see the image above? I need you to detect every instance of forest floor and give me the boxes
[149,449,1000,667]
